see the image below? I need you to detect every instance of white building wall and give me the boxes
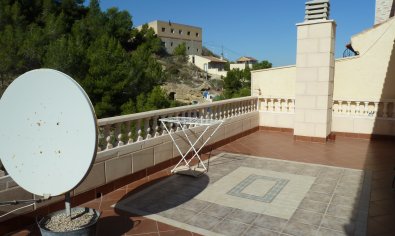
[252,18,395,136]
[230,63,252,70]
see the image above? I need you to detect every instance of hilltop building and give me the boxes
[137,20,202,55]
[189,55,227,77]
[230,56,258,70]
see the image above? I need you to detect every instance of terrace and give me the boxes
[1,94,395,236]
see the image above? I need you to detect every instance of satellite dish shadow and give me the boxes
[113,173,210,217]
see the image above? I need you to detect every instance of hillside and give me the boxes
[158,56,224,104]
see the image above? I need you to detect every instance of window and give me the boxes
[161,27,165,32]
[179,29,182,34]
[196,32,199,37]
[196,48,199,52]
[187,46,190,50]
[187,31,191,36]
[170,42,173,47]
[171,28,174,33]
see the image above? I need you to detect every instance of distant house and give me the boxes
[137,20,202,55]
[230,56,258,70]
[189,55,228,77]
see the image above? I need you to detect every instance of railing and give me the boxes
[332,99,395,118]
[97,96,258,151]
[257,97,295,113]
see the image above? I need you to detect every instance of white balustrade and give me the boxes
[332,99,395,119]
[96,96,258,151]
[257,97,295,114]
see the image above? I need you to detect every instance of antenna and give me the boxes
[0,69,98,216]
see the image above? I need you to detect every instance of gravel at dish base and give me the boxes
[43,208,96,232]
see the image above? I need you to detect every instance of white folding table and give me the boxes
[159,117,224,176]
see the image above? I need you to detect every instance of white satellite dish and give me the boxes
[0,69,97,197]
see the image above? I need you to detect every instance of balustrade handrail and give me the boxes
[333,98,395,103]
[257,96,296,100]
[98,96,258,126]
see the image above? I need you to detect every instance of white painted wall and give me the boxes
[230,63,252,70]
[251,65,296,97]
[189,55,228,77]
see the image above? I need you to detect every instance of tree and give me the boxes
[84,34,131,117]
[252,60,272,70]
[173,42,186,56]
[222,68,251,99]
[0,0,170,118]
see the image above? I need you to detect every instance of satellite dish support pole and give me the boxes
[65,192,71,217]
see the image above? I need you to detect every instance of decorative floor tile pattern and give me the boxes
[115,153,372,236]
[226,174,290,203]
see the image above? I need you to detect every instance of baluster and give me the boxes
[97,127,103,151]
[337,101,343,114]
[373,102,379,117]
[136,119,143,141]
[262,98,267,111]
[104,124,113,150]
[275,99,281,112]
[383,102,388,118]
[198,108,203,119]
[152,116,159,137]
[346,101,351,115]
[286,99,291,113]
[128,131,133,144]
[271,99,275,112]
[230,103,233,117]
[106,136,113,150]
[116,123,124,147]
[127,121,133,144]
[292,99,296,113]
[355,102,361,115]
[279,99,283,112]
[161,118,167,135]
[363,102,369,116]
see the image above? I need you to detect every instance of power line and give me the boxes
[202,42,244,59]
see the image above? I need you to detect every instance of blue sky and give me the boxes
[100,0,375,67]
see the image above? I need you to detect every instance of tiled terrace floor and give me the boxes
[10,130,395,236]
